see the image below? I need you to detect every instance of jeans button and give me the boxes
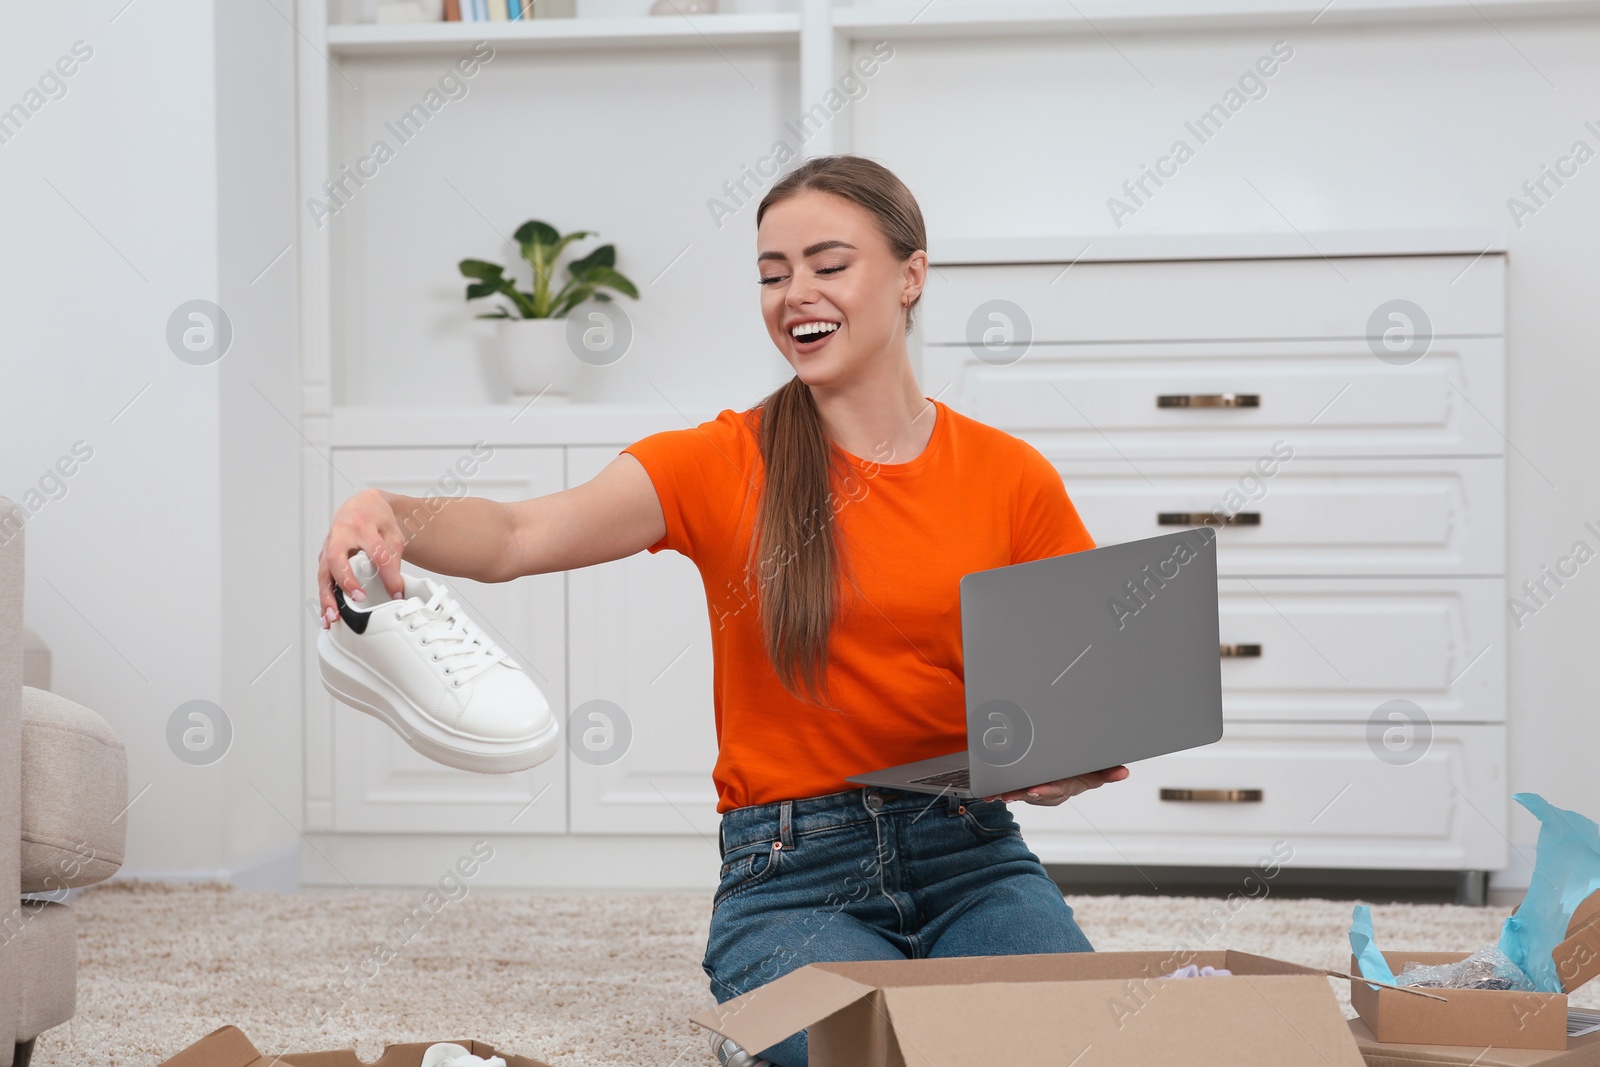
[866,793,882,809]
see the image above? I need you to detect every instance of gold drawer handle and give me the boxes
[1158,511,1260,527]
[1160,788,1264,803]
[1219,644,1262,658]
[1157,393,1260,409]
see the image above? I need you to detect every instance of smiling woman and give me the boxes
[609,156,1121,1067]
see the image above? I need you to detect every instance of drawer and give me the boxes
[1055,457,1504,577]
[920,337,1505,459]
[1217,579,1504,723]
[922,254,1504,344]
[1010,721,1507,871]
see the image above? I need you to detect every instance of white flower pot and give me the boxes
[497,317,579,401]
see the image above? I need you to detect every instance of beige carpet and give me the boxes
[33,881,1600,1066]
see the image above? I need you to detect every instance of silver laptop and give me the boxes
[846,528,1224,799]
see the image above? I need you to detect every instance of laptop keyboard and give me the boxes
[905,767,971,791]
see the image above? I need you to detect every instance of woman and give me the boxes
[316,155,1126,1067]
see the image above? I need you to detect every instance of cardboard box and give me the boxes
[1348,1017,1600,1066]
[691,949,1367,1067]
[1349,889,1600,1052]
[157,1026,552,1067]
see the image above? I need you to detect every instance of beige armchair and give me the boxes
[0,497,128,1066]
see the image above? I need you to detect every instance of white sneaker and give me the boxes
[317,551,559,774]
[420,1044,505,1067]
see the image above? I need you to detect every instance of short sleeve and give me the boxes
[1011,441,1095,565]
[620,409,751,561]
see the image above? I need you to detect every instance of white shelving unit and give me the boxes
[318,0,1600,55]
[828,0,1600,35]
[293,0,1551,890]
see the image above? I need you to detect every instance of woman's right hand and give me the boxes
[317,488,408,630]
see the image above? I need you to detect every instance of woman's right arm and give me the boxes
[316,452,665,628]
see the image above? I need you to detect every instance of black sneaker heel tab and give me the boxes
[332,583,370,634]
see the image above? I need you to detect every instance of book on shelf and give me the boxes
[444,0,460,19]
[456,0,522,20]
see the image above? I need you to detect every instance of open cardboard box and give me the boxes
[157,1025,553,1067]
[691,949,1368,1067]
[1349,888,1600,1053]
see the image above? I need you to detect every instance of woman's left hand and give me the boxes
[982,765,1129,806]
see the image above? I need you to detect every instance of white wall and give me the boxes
[0,0,300,886]
[216,0,305,886]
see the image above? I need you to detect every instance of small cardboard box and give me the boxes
[1348,1017,1600,1066]
[691,949,1367,1067]
[1349,889,1600,1052]
[157,1025,552,1067]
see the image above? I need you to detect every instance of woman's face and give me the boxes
[756,189,923,387]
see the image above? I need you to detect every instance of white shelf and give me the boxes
[832,0,1600,37]
[325,13,801,54]
[329,403,724,447]
[926,229,1508,266]
[321,1,1600,57]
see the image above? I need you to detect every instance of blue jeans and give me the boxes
[701,785,1094,1067]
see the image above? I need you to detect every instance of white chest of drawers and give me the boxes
[918,244,1508,894]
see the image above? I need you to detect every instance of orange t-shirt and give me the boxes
[620,397,1096,813]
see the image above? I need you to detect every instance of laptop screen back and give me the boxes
[957,528,1224,798]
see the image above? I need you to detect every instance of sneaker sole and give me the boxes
[317,630,560,775]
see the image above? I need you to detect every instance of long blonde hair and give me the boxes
[746,156,927,707]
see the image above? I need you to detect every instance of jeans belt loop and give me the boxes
[779,799,795,850]
[718,818,726,859]
[946,791,963,817]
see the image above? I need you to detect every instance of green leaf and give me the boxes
[474,309,512,319]
[548,283,589,319]
[566,243,616,275]
[575,265,639,299]
[519,232,588,316]
[459,259,504,282]
[512,220,560,248]
[465,281,500,300]
[520,241,555,288]
[536,230,597,276]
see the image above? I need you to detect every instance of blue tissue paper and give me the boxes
[1497,792,1600,993]
[1348,794,1600,995]
[1350,903,1397,989]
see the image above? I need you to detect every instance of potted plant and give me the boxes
[459,220,639,400]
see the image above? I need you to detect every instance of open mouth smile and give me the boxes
[789,319,841,351]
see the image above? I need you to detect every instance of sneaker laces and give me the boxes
[393,580,512,686]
